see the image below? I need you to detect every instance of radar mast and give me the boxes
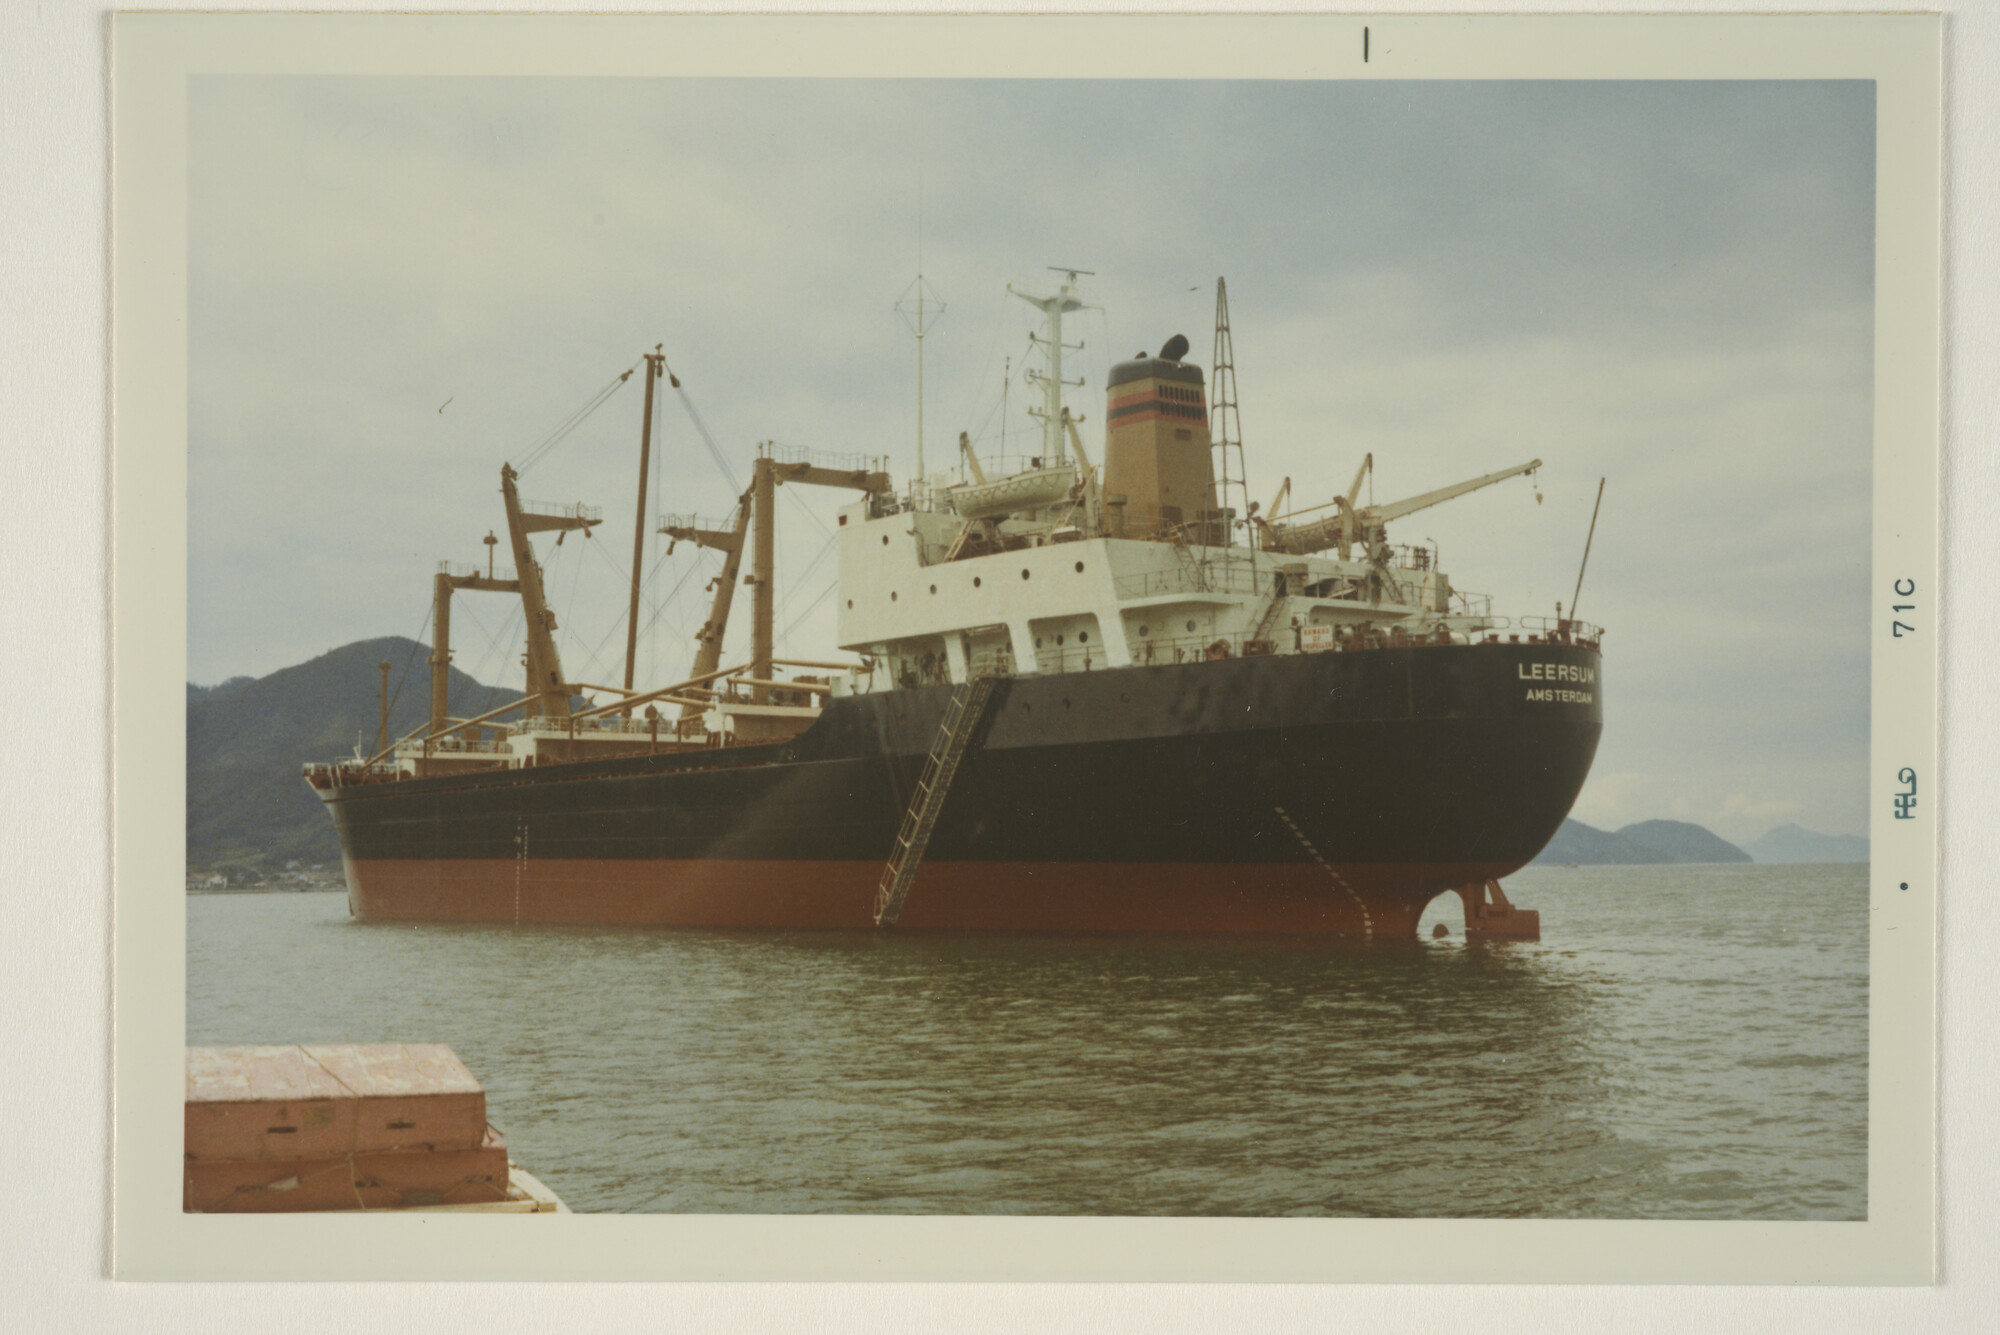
[1009,267,1091,465]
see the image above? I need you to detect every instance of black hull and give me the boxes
[317,642,1603,934]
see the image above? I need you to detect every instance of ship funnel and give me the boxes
[1101,344,1219,541]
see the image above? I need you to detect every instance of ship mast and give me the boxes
[895,276,945,486]
[1210,278,1249,552]
[1009,268,1090,465]
[622,348,667,715]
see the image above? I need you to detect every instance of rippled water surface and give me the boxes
[187,863,1866,1218]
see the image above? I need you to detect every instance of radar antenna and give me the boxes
[893,165,945,485]
[1009,267,1092,465]
[895,275,945,484]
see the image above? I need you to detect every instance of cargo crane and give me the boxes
[1263,455,1542,560]
[661,446,890,708]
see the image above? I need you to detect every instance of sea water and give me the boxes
[186,863,1867,1218]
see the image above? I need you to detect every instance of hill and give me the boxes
[1616,820,1752,864]
[1531,818,1749,866]
[1744,824,1870,864]
[187,637,524,875]
[1532,819,1668,866]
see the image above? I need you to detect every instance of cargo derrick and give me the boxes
[306,277,1602,941]
[1260,455,1546,562]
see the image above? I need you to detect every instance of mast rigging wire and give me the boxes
[447,591,519,701]
[780,574,840,642]
[381,602,435,731]
[517,360,642,474]
[950,309,1008,448]
[472,600,525,696]
[674,385,742,494]
[777,529,838,617]
[782,479,834,543]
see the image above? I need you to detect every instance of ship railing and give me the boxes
[1005,616,1600,677]
[1386,542,1441,572]
[1123,629,1291,667]
[758,441,891,476]
[958,616,1544,683]
[1128,621,1482,667]
[301,759,401,782]
[964,649,1019,679]
[1450,589,1494,619]
[513,714,671,736]
[658,512,737,536]
[405,734,511,754]
[1112,563,1267,600]
[437,560,518,583]
[520,499,602,523]
[1517,614,1605,645]
[923,453,1069,492]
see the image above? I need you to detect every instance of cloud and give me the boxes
[188,75,1876,837]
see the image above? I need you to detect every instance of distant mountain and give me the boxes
[1533,819,1669,866]
[1744,824,1869,864]
[187,638,523,874]
[1531,818,1749,866]
[1616,820,1752,864]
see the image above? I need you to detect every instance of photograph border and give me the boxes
[112,11,1940,1283]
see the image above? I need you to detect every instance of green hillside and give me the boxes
[186,637,524,874]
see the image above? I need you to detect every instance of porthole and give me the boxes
[890,591,898,601]
[1186,620,1196,632]
[1078,630,1089,643]
[1055,635,1064,646]
[881,534,889,546]
[973,577,982,588]
[1021,568,1031,580]
[846,599,853,609]
[1035,637,1043,648]
[1074,561,1085,573]
[1138,625,1149,637]
[1062,699,1072,710]
[929,584,937,595]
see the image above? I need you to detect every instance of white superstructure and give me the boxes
[826,274,1540,696]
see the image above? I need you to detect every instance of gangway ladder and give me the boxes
[1249,587,1291,649]
[873,675,1001,927]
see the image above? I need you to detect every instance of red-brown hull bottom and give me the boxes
[342,857,1519,937]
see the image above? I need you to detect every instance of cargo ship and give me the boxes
[304,275,1603,939]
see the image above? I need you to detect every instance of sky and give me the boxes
[187,76,1875,844]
